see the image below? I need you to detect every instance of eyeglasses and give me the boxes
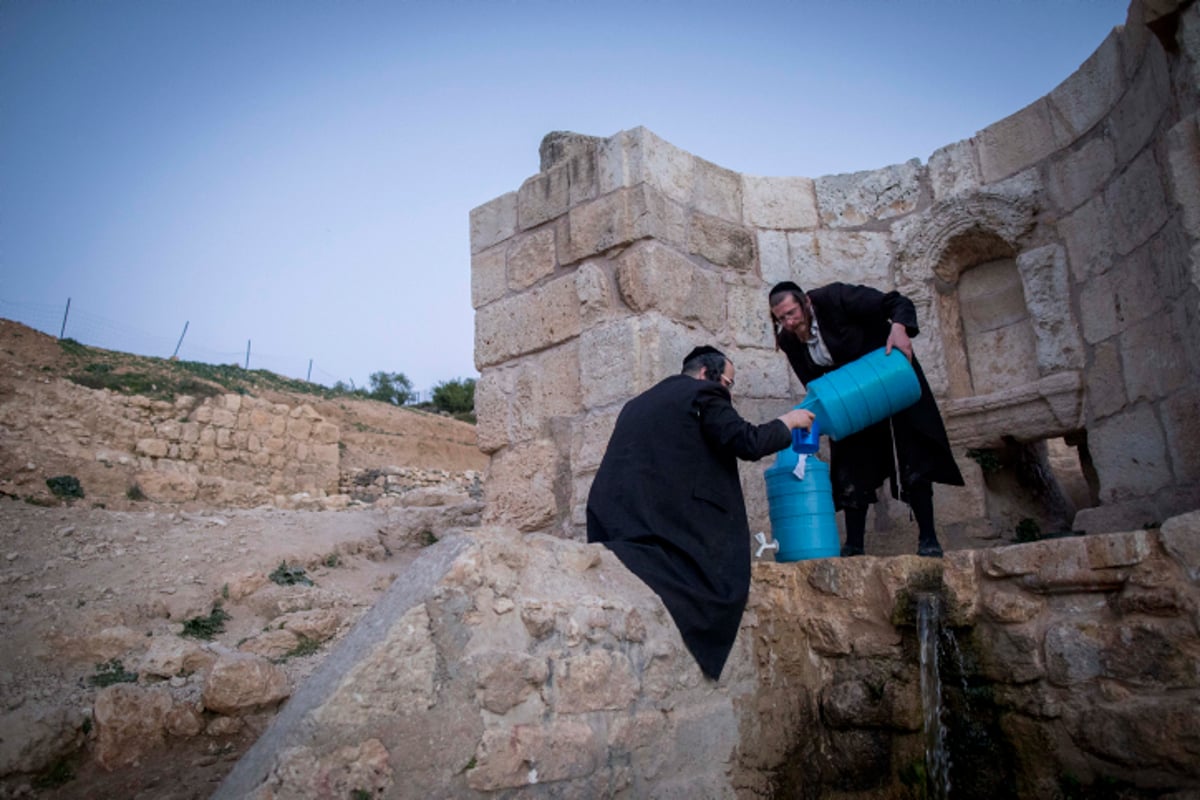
[776,306,805,324]
[720,375,735,390]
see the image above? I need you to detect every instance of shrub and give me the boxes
[269,561,313,586]
[431,377,476,415]
[181,605,231,639]
[46,475,84,499]
[367,371,414,406]
[89,659,138,687]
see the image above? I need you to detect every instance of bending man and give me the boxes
[586,345,813,680]
[768,281,963,557]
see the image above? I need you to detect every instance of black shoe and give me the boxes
[917,541,944,558]
[840,544,864,557]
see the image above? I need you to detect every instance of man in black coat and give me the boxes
[586,345,814,680]
[768,281,964,557]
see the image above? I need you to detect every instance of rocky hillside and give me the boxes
[0,319,490,798]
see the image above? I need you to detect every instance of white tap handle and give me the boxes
[754,531,778,558]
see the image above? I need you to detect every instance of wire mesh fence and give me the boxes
[0,297,433,402]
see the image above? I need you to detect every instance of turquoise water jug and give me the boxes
[798,347,921,441]
[763,447,839,562]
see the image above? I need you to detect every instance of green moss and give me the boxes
[269,561,313,586]
[89,659,138,687]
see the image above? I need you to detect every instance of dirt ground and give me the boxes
[0,321,488,798]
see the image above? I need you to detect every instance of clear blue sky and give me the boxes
[1,0,1129,392]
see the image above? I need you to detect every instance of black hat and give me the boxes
[682,345,725,368]
[768,281,804,297]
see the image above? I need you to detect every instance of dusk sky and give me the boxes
[1,1,1129,393]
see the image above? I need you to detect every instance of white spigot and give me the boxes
[754,531,778,559]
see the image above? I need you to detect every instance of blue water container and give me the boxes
[798,347,921,441]
[764,447,839,562]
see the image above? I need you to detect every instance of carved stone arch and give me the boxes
[893,193,1039,399]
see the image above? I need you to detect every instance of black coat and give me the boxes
[586,374,791,679]
[778,282,964,508]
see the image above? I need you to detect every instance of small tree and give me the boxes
[431,377,476,415]
[367,371,413,405]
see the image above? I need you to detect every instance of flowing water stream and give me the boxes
[918,592,952,799]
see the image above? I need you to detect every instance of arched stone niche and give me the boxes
[895,192,1085,449]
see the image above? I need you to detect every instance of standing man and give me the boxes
[586,345,813,680]
[768,281,963,558]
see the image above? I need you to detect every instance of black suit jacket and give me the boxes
[586,374,791,679]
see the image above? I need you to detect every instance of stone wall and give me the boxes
[134,393,341,506]
[215,511,1200,799]
[471,0,1200,546]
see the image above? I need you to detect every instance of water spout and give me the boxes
[918,592,951,800]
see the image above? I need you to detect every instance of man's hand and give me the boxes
[885,322,913,361]
[779,408,815,430]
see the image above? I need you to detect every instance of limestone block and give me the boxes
[597,126,695,206]
[471,242,507,309]
[312,421,339,445]
[474,274,582,368]
[470,191,517,255]
[1166,114,1200,239]
[757,229,790,286]
[571,409,620,474]
[977,98,1070,184]
[1161,388,1200,485]
[616,241,723,331]
[974,622,1045,683]
[574,259,614,325]
[965,322,1040,396]
[0,704,86,776]
[180,421,201,443]
[202,653,291,716]
[474,369,508,454]
[495,342,582,448]
[1114,238,1181,329]
[1086,340,1126,419]
[666,698,741,782]
[688,211,756,272]
[468,720,598,791]
[1046,30,1124,142]
[518,163,569,231]
[980,584,1043,624]
[1105,148,1170,258]
[1089,405,1172,503]
[578,316,694,410]
[239,629,302,660]
[508,226,557,290]
[569,471,595,532]
[482,439,560,532]
[928,138,982,202]
[1059,194,1115,282]
[742,175,818,230]
[933,455,987,526]
[1160,510,1200,579]
[192,404,213,424]
[694,157,742,220]
[1084,530,1153,569]
[786,230,892,290]
[1120,310,1192,402]
[1077,270,1118,344]
[1016,245,1085,372]
[553,650,637,712]
[471,651,549,714]
[93,684,174,770]
[211,408,237,428]
[136,438,169,458]
[814,160,922,228]
[278,609,343,642]
[564,183,676,263]
[725,285,774,349]
[1110,42,1171,166]
[1046,134,1116,214]
[1044,621,1106,686]
[136,470,199,502]
[724,348,792,400]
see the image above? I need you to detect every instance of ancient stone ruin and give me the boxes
[214,1,1200,797]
